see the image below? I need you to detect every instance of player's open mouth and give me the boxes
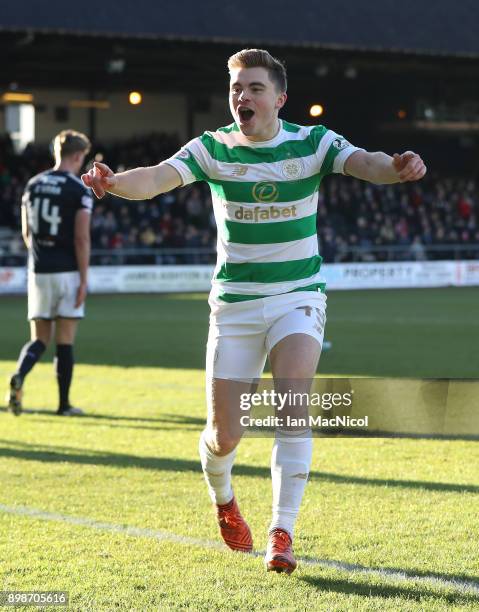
[238,107,255,122]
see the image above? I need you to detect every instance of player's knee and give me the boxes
[32,332,51,346]
[208,429,241,456]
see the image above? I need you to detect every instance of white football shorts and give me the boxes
[206,290,327,380]
[28,271,85,320]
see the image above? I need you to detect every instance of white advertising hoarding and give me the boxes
[0,267,27,294]
[319,261,457,290]
[1,261,478,295]
[87,265,214,293]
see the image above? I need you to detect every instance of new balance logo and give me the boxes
[232,166,248,176]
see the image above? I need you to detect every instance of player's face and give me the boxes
[229,67,286,141]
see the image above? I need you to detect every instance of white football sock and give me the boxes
[199,430,237,505]
[269,432,313,538]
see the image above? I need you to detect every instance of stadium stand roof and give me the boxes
[1,0,479,58]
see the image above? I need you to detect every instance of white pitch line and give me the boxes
[1,503,478,597]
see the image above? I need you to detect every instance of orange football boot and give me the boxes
[216,496,253,553]
[264,528,297,574]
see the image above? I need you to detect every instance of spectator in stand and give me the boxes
[410,236,427,261]
[139,224,157,248]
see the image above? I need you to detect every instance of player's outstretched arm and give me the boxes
[81,161,182,200]
[344,150,427,184]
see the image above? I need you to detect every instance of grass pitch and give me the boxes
[1,288,478,610]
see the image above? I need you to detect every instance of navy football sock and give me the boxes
[55,344,74,410]
[15,339,46,382]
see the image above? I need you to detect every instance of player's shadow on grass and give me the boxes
[1,439,478,495]
[6,408,479,441]
[72,421,201,433]
[15,409,205,428]
[299,556,479,592]
[299,575,478,605]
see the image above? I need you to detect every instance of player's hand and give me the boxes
[392,151,427,182]
[75,281,88,308]
[81,161,117,199]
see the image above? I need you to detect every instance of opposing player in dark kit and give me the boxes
[7,130,93,417]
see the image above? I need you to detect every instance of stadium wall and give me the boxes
[2,261,479,294]
[11,91,230,144]
[193,96,230,137]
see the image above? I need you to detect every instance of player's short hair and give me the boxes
[53,129,91,160]
[228,49,287,93]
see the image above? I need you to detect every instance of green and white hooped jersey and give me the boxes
[165,120,361,302]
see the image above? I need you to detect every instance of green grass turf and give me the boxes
[1,288,478,610]
[1,287,479,376]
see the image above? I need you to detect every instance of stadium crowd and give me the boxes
[1,133,478,264]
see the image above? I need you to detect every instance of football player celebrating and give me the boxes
[82,49,426,573]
